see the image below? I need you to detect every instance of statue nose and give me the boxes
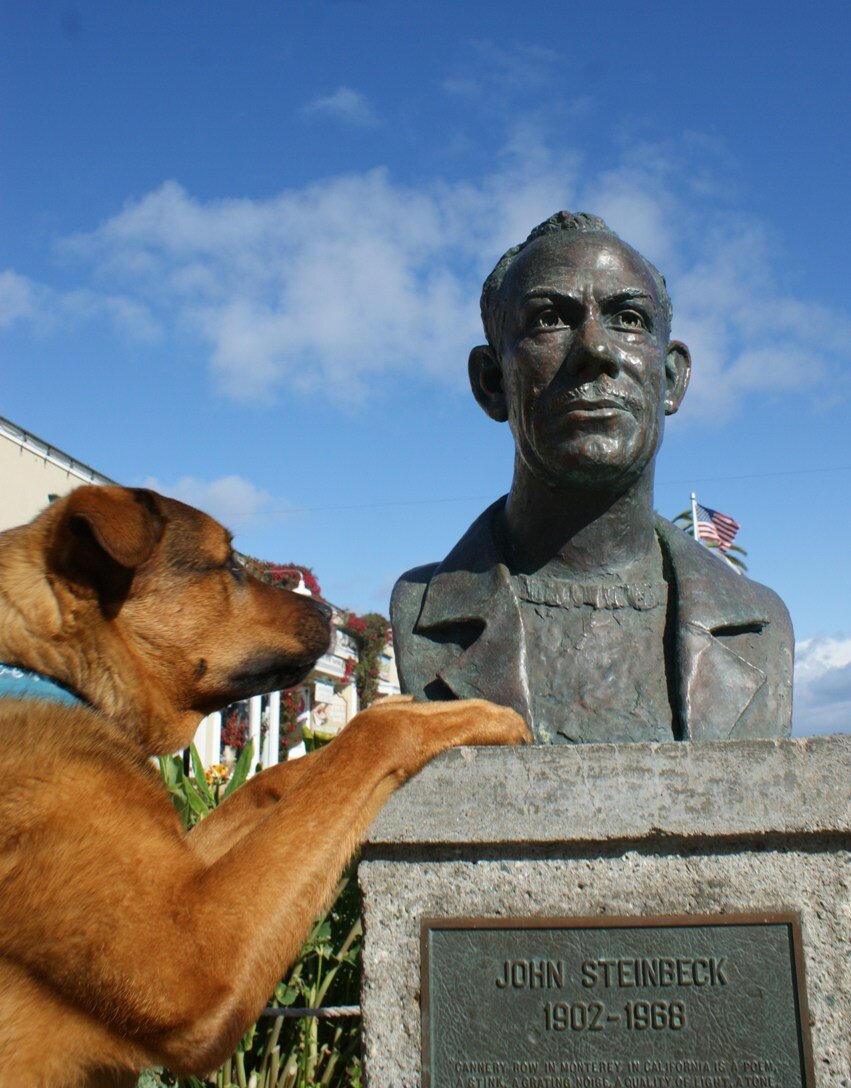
[567,315,620,378]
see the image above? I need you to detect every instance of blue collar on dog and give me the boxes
[0,663,87,708]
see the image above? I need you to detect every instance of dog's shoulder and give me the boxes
[0,701,174,839]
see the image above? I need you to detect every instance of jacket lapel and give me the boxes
[657,519,770,740]
[427,564,530,718]
[414,500,532,720]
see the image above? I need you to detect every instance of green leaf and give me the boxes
[275,983,299,1006]
[189,743,216,807]
[222,740,254,799]
[180,771,213,818]
[158,754,181,790]
[315,920,332,941]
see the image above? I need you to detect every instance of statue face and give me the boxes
[492,231,685,490]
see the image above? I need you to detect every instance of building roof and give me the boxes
[0,415,115,488]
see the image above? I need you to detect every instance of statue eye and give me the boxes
[615,309,645,330]
[531,308,565,330]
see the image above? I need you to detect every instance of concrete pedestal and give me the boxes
[359,736,850,1088]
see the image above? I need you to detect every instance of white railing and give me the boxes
[194,692,277,776]
[193,710,222,766]
[264,690,281,768]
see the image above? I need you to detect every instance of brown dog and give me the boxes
[0,486,529,1087]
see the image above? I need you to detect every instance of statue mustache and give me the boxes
[548,384,643,416]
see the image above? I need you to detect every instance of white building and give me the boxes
[0,415,399,770]
[0,415,114,526]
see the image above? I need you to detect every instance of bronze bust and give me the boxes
[391,212,793,742]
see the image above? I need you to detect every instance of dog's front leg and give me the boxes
[159,698,529,1073]
[186,753,319,865]
[187,699,418,864]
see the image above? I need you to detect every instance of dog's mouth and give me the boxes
[201,601,332,710]
[226,652,323,699]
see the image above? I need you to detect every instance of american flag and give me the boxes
[694,501,740,553]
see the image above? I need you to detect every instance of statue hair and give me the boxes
[479,211,673,350]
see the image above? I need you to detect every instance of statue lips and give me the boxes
[547,393,641,427]
[563,397,629,419]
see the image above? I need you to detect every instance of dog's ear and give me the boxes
[50,487,165,598]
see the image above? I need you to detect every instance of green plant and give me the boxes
[340,612,389,708]
[278,689,306,757]
[159,741,254,828]
[222,869,363,1088]
[141,740,362,1088]
[238,556,322,598]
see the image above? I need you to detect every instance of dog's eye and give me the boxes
[225,552,247,582]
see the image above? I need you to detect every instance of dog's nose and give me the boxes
[311,597,333,622]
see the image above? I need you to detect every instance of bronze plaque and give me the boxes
[422,914,814,1088]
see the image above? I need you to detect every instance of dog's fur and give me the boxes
[0,486,529,1087]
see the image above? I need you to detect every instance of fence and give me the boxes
[193,692,283,774]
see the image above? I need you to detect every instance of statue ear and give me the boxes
[468,345,508,423]
[664,340,691,416]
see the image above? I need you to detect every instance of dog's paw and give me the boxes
[369,694,415,709]
[344,698,530,778]
[449,700,532,748]
[411,698,531,753]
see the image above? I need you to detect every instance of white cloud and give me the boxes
[302,86,378,127]
[0,267,159,340]
[5,138,850,416]
[61,289,161,341]
[668,232,851,422]
[792,635,851,736]
[0,270,46,329]
[50,159,576,402]
[441,40,560,100]
[141,473,275,530]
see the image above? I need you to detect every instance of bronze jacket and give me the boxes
[390,500,793,740]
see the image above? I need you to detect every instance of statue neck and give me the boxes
[500,462,658,579]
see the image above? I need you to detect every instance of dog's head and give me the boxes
[4,486,332,753]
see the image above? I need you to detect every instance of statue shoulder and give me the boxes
[655,516,794,736]
[390,499,504,640]
[390,563,437,636]
[745,576,793,637]
[390,564,439,698]
[657,515,792,634]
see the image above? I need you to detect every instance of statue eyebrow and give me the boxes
[602,289,655,307]
[520,289,582,305]
[519,288,655,305]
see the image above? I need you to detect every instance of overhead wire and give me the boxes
[244,464,851,517]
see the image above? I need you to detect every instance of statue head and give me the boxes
[469,212,691,492]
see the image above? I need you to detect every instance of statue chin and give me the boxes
[522,440,657,493]
[516,410,660,492]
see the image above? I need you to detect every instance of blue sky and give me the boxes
[2,1,849,734]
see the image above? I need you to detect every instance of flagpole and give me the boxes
[690,491,699,542]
